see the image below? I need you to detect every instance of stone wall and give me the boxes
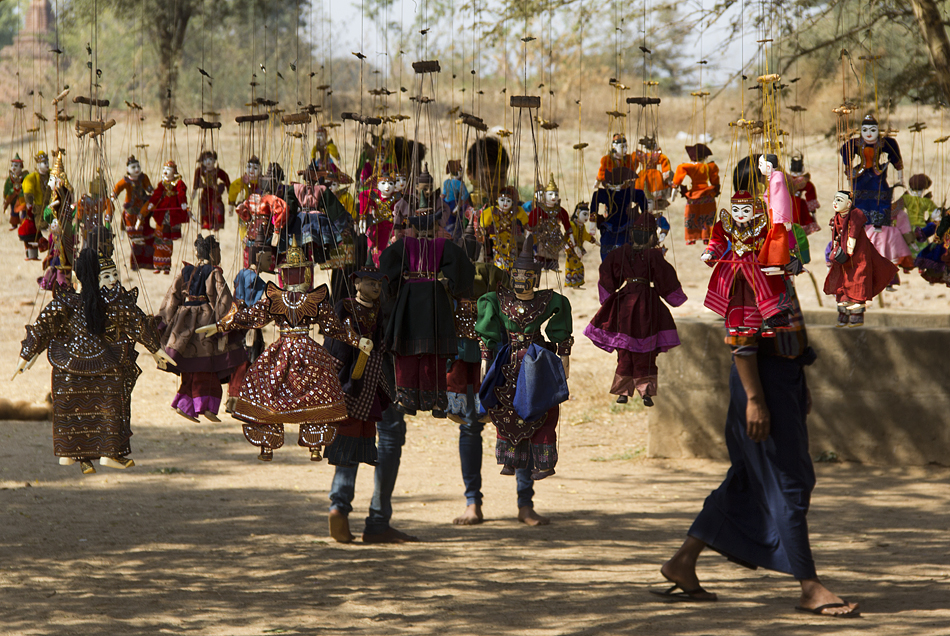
[648,311,950,466]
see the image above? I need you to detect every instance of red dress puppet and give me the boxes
[702,191,790,336]
[145,161,189,274]
[193,150,230,231]
[823,190,898,327]
[584,219,686,406]
[358,172,398,266]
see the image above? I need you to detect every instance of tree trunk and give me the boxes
[910,0,950,104]
[147,0,196,117]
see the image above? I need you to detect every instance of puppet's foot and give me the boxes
[202,411,221,423]
[642,396,654,407]
[173,407,200,423]
[849,312,865,328]
[836,307,849,328]
[453,503,484,526]
[80,460,97,475]
[518,506,551,526]
[310,447,323,462]
[258,447,274,462]
[100,456,135,469]
[615,395,628,404]
[59,457,77,466]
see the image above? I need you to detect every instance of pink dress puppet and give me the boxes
[702,191,790,336]
[756,154,794,268]
[584,216,686,406]
[358,172,398,266]
[865,204,913,288]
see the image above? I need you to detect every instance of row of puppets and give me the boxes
[10,112,946,475]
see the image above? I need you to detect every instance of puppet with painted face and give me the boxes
[20,151,52,260]
[564,203,598,288]
[228,156,263,215]
[476,235,573,480]
[597,133,637,187]
[672,143,720,244]
[113,155,155,270]
[841,114,903,228]
[701,191,790,337]
[4,154,28,229]
[756,153,794,269]
[310,126,341,171]
[358,170,398,265]
[14,239,170,475]
[38,154,77,290]
[144,160,189,274]
[585,216,686,407]
[480,186,529,271]
[198,238,372,462]
[528,174,573,270]
[823,190,898,327]
[192,150,230,231]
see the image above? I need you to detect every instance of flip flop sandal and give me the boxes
[650,583,718,602]
[795,603,860,618]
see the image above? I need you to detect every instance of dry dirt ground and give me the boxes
[2,128,949,635]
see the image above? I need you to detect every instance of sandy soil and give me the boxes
[2,127,949,634]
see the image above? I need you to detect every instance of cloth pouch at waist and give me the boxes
[513,343,569,421]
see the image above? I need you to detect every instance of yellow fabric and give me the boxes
[311,140,341,162]
[22,171,51,208]
[228,178,259,206]
[338,190,357,220]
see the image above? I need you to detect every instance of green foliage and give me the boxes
[0,0,21,50]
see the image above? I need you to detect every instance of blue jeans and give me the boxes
[458,396,534,509]
[329,406,407,535]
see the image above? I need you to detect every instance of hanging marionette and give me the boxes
[236,193,280,267]
[20,150,52,261]
[701,191,791,336]
[756,153,794,270]
[192,150,230,231]
[393,164,452,239]
[584,215,686,406]
[158,233,247,423]
[4,153,28,230]
[142,160,189,274]
[902,174,937,249]
[38,154,76,290]
[113,155,155,270]
[591,164,650,258]
[841,114,903,229]
[324,165,357,220]
[288,173,354,265]
[564,202,598,288]
[323,263,393,467]
[823,190,899,327]
[442,159,471,215]
[358,170,398,265]
[788,153,821,235]
[634,136,673,208]
[480,186,529,271]
[915,208,949,285]
[13,235,173,475]
[196,238,373,461]
[228,155,263,215]
[476,235,573,480]
[227,246,271,413]
[596,133,637,188]
[672,143,720,245]
[378,202,475,414]
[528,173,574,270]
[310,126,341,171]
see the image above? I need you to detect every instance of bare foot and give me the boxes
[362,526,420,544]
[518,506,550,526]
[328,509,355,544]
[660,537,717,601]
[798,578,859,616]
[453,503,484,525]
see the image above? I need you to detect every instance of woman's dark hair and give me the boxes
[195,234,219,262]
[75,247,107,335]
[466,137,510,182]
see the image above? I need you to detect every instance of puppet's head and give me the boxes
[35,151,50,175]
[861,114,880,145]
[394,170,409,194]
[466,136,510,200]
[909,174,932,197]
[350,262,387,303]
[377,171,395,198]
[610,133,628,159]
[126,155,142,179]
[10,154,23,178]
[47,152,69,192]
[315,126,328,147]
[278,237,314,292]
[246,156,262,181]
[510,234,542,293]
[832,190,854,216]
[757,153,779,179]
[730,190,762,225]
[161,160,179,182]
[542,173,560,208]
[572,202,591,225]
[496,186,518,213]
[199,149,217,170]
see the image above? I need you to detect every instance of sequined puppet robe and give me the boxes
[19,283,162,460]
[379,236,475,413]
[476,287,573,478]
[217,281,362,454]
[703,208,789,333]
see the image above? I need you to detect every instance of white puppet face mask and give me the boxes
[127,162,142,178]
[757,155,774,178]
[861,124,879,145]
[543,190,560,207]
[202,156,216,170]
[394,176,408,193]
[99,267,119,290]
[497,195,513,212]
[378,179,395,197]
[611,140,628,157]
[246,163,261,180]
[576,208,590,224]
[37,160,50,175]
[731,203,755,224]
[10,161,23,177]
[832,192,853,214]
[162,166,177,181]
